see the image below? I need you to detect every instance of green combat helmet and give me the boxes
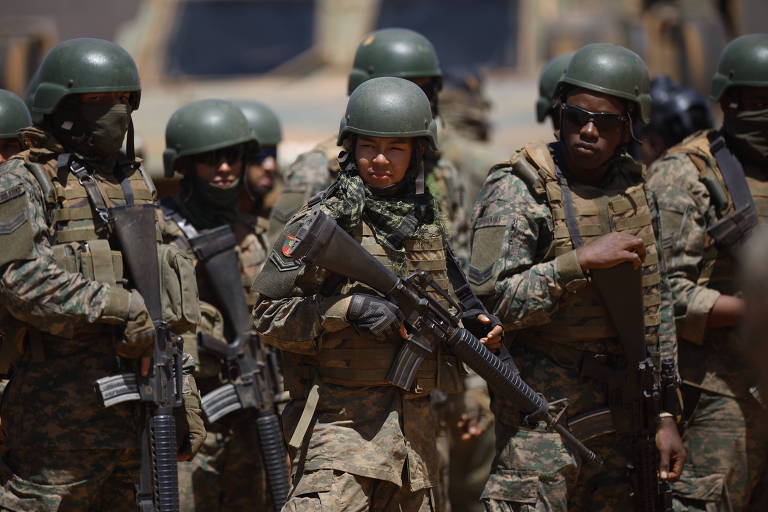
[233,101,282,146]
[26,38,141,123]
[0,89,32,138]
[710,33,768,101]
[347,28,442,96]
[338,76,437,149]
[536,52,573,123]
[557,43,651,124]
[163,99,257,177]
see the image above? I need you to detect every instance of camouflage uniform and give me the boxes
[253,199,458,512]
[161,203,273,512]
[646,130,768,511]
[254,77,471,512]
[470,141,678,511]
[0,124,202,511]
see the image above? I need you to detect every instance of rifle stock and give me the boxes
[286,211,603,465]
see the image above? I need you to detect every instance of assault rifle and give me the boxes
[95,204,183,512]
[590,263,674,512]
[190,226,289,511]
[284,210,602,465]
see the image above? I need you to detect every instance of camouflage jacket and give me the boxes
[270,133,472,266]
[470,141,677,367]
[252,197,449,490]
[0,128,195,450]
[646,130,768,395]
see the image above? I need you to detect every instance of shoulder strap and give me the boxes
[23,162,58,223]
[549,146,584,248]
[159,196,200,240]
[58,154,112,228]
[708,131,756,215]
[705,131,758,248]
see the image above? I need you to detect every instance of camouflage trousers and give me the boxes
[178,424,271,512]
[671,376,768,512]
[283,469,436,512]
[0,448,139,511]
[482,343,636,512]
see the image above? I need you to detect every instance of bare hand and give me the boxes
[707,295,744,328]
[476,314,503,351]
[656,417,685,481]
[456,413,487,440]
[576,232,646,271]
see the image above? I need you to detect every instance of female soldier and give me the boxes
[252,77,501,512]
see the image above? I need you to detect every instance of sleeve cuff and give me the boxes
[100,287,131,324]
[319,294,351,333]
[677,287,721,344]
[554,250,587,290]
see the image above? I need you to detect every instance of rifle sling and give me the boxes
[706,131,758,247]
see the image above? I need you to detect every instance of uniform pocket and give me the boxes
[469,216,508,294]
[671,470,727,504]
[481,470,539,504]
[0,186,33,268]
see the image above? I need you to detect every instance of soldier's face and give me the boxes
[725,86,768,111]
[561,88,629,176]
[0,137,22,163]
[246,145,278,197]
[355,136,413,188]
[193,145,244,187]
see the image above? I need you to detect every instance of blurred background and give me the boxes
[2,0,766,183]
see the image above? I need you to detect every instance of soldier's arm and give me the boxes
[469,169,587,329]
[252,213,351,353]
[0,164,133,338]
[646,155,719,344]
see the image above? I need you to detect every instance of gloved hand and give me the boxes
[345,293,405,341]
[118,290,156,359]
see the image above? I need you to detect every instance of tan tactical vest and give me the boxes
[19,154,196,333]
[513,143,663,355]
[666,130,768,296]
[287,223,464,396]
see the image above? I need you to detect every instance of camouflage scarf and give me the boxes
[326,153,444,252]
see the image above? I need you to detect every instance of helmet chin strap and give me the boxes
[126,116,136,168]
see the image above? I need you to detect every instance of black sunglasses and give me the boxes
[561,103,628,131]
[247,146,277,164]
[196,145,246,167]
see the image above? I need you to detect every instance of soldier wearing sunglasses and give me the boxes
[470,43,685,510]
[159,99,277,511]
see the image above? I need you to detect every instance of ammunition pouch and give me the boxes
[157,243,200,333]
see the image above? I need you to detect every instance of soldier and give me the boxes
[0,89,33,450]
[234,100,283,218]
[646,33,768,511]
[268,28,470,266]
[633,75,713,166]
[253,77,502,512]
[160,99,277,511]
[0,38,204,511]
[471,43,685,510]
[535,52,574,132]
[0,90,31,163]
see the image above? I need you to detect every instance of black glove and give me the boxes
[346,294,405,341]
[459,309,502,340]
